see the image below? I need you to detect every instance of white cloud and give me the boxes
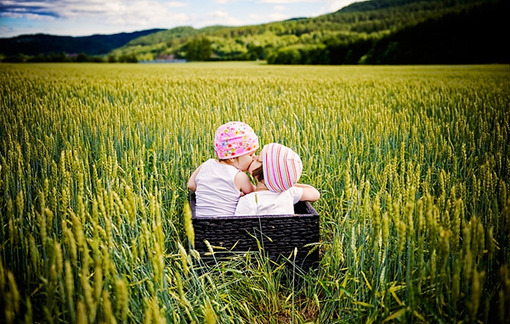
[169,1,188,7]
[322,0,365,13]
[256,0,361,19]
[259,0,322,3]
[0,0,187,21]
[192,9,244,27]
[42,1,186,30]
[1,11,56,20]
[258,0,364,13]
[249,12,290,23]
[269,12,290,21]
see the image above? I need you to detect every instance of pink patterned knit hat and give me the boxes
[214,121,259,159]
[261,143,303,192]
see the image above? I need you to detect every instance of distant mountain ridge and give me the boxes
[0,0,507,64]
[0,29,165,56]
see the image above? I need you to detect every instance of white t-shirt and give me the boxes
[195,159,241,217]
[234,186,303,215]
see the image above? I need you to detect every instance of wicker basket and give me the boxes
[190,192,320,270]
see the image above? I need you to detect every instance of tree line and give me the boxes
[1,52,138,63]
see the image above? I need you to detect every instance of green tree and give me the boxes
[118,53,138,63]
[107,54,118,63]
[267,47,302,64]
[186,37,212,61]
[76,52,89,62]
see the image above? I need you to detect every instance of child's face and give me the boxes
[237,152,257,171]
[248,155,262,175]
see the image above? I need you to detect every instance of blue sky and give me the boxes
[0,0,364,38]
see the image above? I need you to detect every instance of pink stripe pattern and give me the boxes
[261,143,302,192]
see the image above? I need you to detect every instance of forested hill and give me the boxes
[110,0,507,64]
[0,29,164,57]
[1,0,507,64]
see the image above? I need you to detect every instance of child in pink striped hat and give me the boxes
[188,121,259,217]
[235,143,320,215]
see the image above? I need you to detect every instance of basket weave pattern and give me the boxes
[190,192,320,270]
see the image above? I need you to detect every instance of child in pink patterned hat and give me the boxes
[235,143,320,215]
[188,121,259,217]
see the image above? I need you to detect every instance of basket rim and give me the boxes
[192,212,318,220]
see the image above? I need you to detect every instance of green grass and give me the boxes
[0,62,509,323]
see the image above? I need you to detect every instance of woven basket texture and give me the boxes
[189,192,320,270]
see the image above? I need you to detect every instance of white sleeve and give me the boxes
[290,186,304,204]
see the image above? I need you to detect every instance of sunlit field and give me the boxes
[1,62,509,323]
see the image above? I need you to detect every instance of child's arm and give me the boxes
[295,183,320,202]
[235,172,256,195]
[187,164,203,192]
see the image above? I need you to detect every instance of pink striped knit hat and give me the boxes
[261,143,303,192]
[214,121,259,159]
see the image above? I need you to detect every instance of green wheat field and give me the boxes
[1,62,509,323]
